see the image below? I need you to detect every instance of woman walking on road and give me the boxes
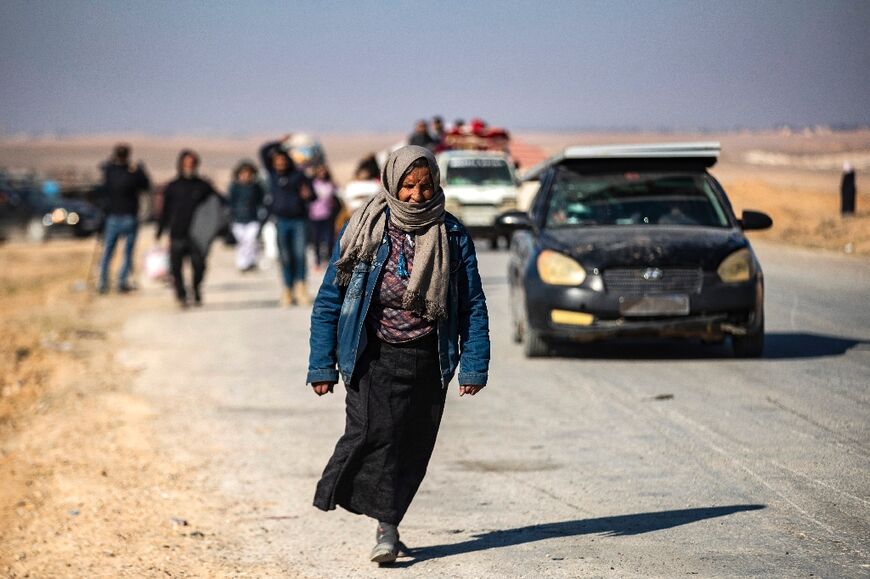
[228,160,265,272]
[308,164,338,271]
[307,145,490,564]
[260,136,313,306]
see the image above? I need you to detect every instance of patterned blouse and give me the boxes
[367,220,436,343]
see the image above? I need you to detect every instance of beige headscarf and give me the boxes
[334,145,449,321]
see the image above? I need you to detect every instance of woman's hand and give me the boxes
[312,382,335,396]
[459,384,484,396]
[300,182,313,201]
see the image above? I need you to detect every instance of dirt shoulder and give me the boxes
[0,240,281,578]
[715,168,870,256]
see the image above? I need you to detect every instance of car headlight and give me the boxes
[537,250,586,285]
[499,197,517,211]
[51,208,68,224]
[717,248,755,282]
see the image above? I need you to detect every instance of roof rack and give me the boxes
[522,141,721,181]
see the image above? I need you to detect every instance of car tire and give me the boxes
[509,283,523,344]
[732,311,764,358]
[523,328,550,358]
[511,315,523,343]
[488,237,499,250]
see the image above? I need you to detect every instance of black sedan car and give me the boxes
[0,174,103,242]
[497,143,772,358]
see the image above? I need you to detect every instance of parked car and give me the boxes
[438,150,519,248]
[0,173,103,242]
[497,142,772,358]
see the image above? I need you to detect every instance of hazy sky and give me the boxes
[2,0,868,135]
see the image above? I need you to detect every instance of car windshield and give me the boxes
[545,170,729,228]
[445,158,513,186]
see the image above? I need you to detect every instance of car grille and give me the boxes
[603,268,703,295]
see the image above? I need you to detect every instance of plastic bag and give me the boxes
[261,220,279,262]
[144,246,170,281]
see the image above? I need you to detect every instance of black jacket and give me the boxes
[102,162,150,216]
[260,141,311,219]
[228,181,265,223]
[157,176,217,240]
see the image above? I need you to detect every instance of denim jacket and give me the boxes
[307,213,490,388]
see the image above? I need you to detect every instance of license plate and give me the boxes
[460,207,497,226]
[619,294,690,317]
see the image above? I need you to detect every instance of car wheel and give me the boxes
[509,282,523,343]
[488,236,499,250]
[523,328,550,358]
[732,310,764,358]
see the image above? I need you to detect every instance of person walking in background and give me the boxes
[309,164,338,271]
[261,136,313,306]
[354,153,380,181]
[841,161,856,216]
[97,143,150,294]
[228,160,265,272]
[307,145,490,565]
[156,150,218,308]
[408,119,435,150]
[430,115,446,149]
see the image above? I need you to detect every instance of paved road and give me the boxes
[122,239,869,578]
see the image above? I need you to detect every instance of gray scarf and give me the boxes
[335,145,449,321]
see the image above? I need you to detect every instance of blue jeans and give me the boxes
[276,217,307,288]
[99,214,138,290]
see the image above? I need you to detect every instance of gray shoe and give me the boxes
[369,522,399,564]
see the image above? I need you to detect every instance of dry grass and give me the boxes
[718,177,870,255]
[0,241,97,431]
[0,240,287,577]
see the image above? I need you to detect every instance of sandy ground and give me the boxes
[0,241,287,577]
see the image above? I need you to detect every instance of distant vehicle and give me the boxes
[438,150,519,248]
[497,142,772,358]
[0,173,103,242]
[339,179,382,214]
[439,118,510,154]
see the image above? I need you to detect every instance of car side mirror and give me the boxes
[740,210,773,231]
[496,210,534,231]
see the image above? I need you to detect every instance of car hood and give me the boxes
[540,226,748,270]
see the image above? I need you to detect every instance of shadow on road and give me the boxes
[394,505,765,567]
[205,279,276,292]
[763,332,869,359]
[546,332,867,360]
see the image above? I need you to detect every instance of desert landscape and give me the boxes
[2,128,868,255]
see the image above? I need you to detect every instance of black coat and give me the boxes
[102,162,150,216]
[157,176,217,240]
[841,171,856,214]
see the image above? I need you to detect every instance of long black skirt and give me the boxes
[313,330,447,525]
